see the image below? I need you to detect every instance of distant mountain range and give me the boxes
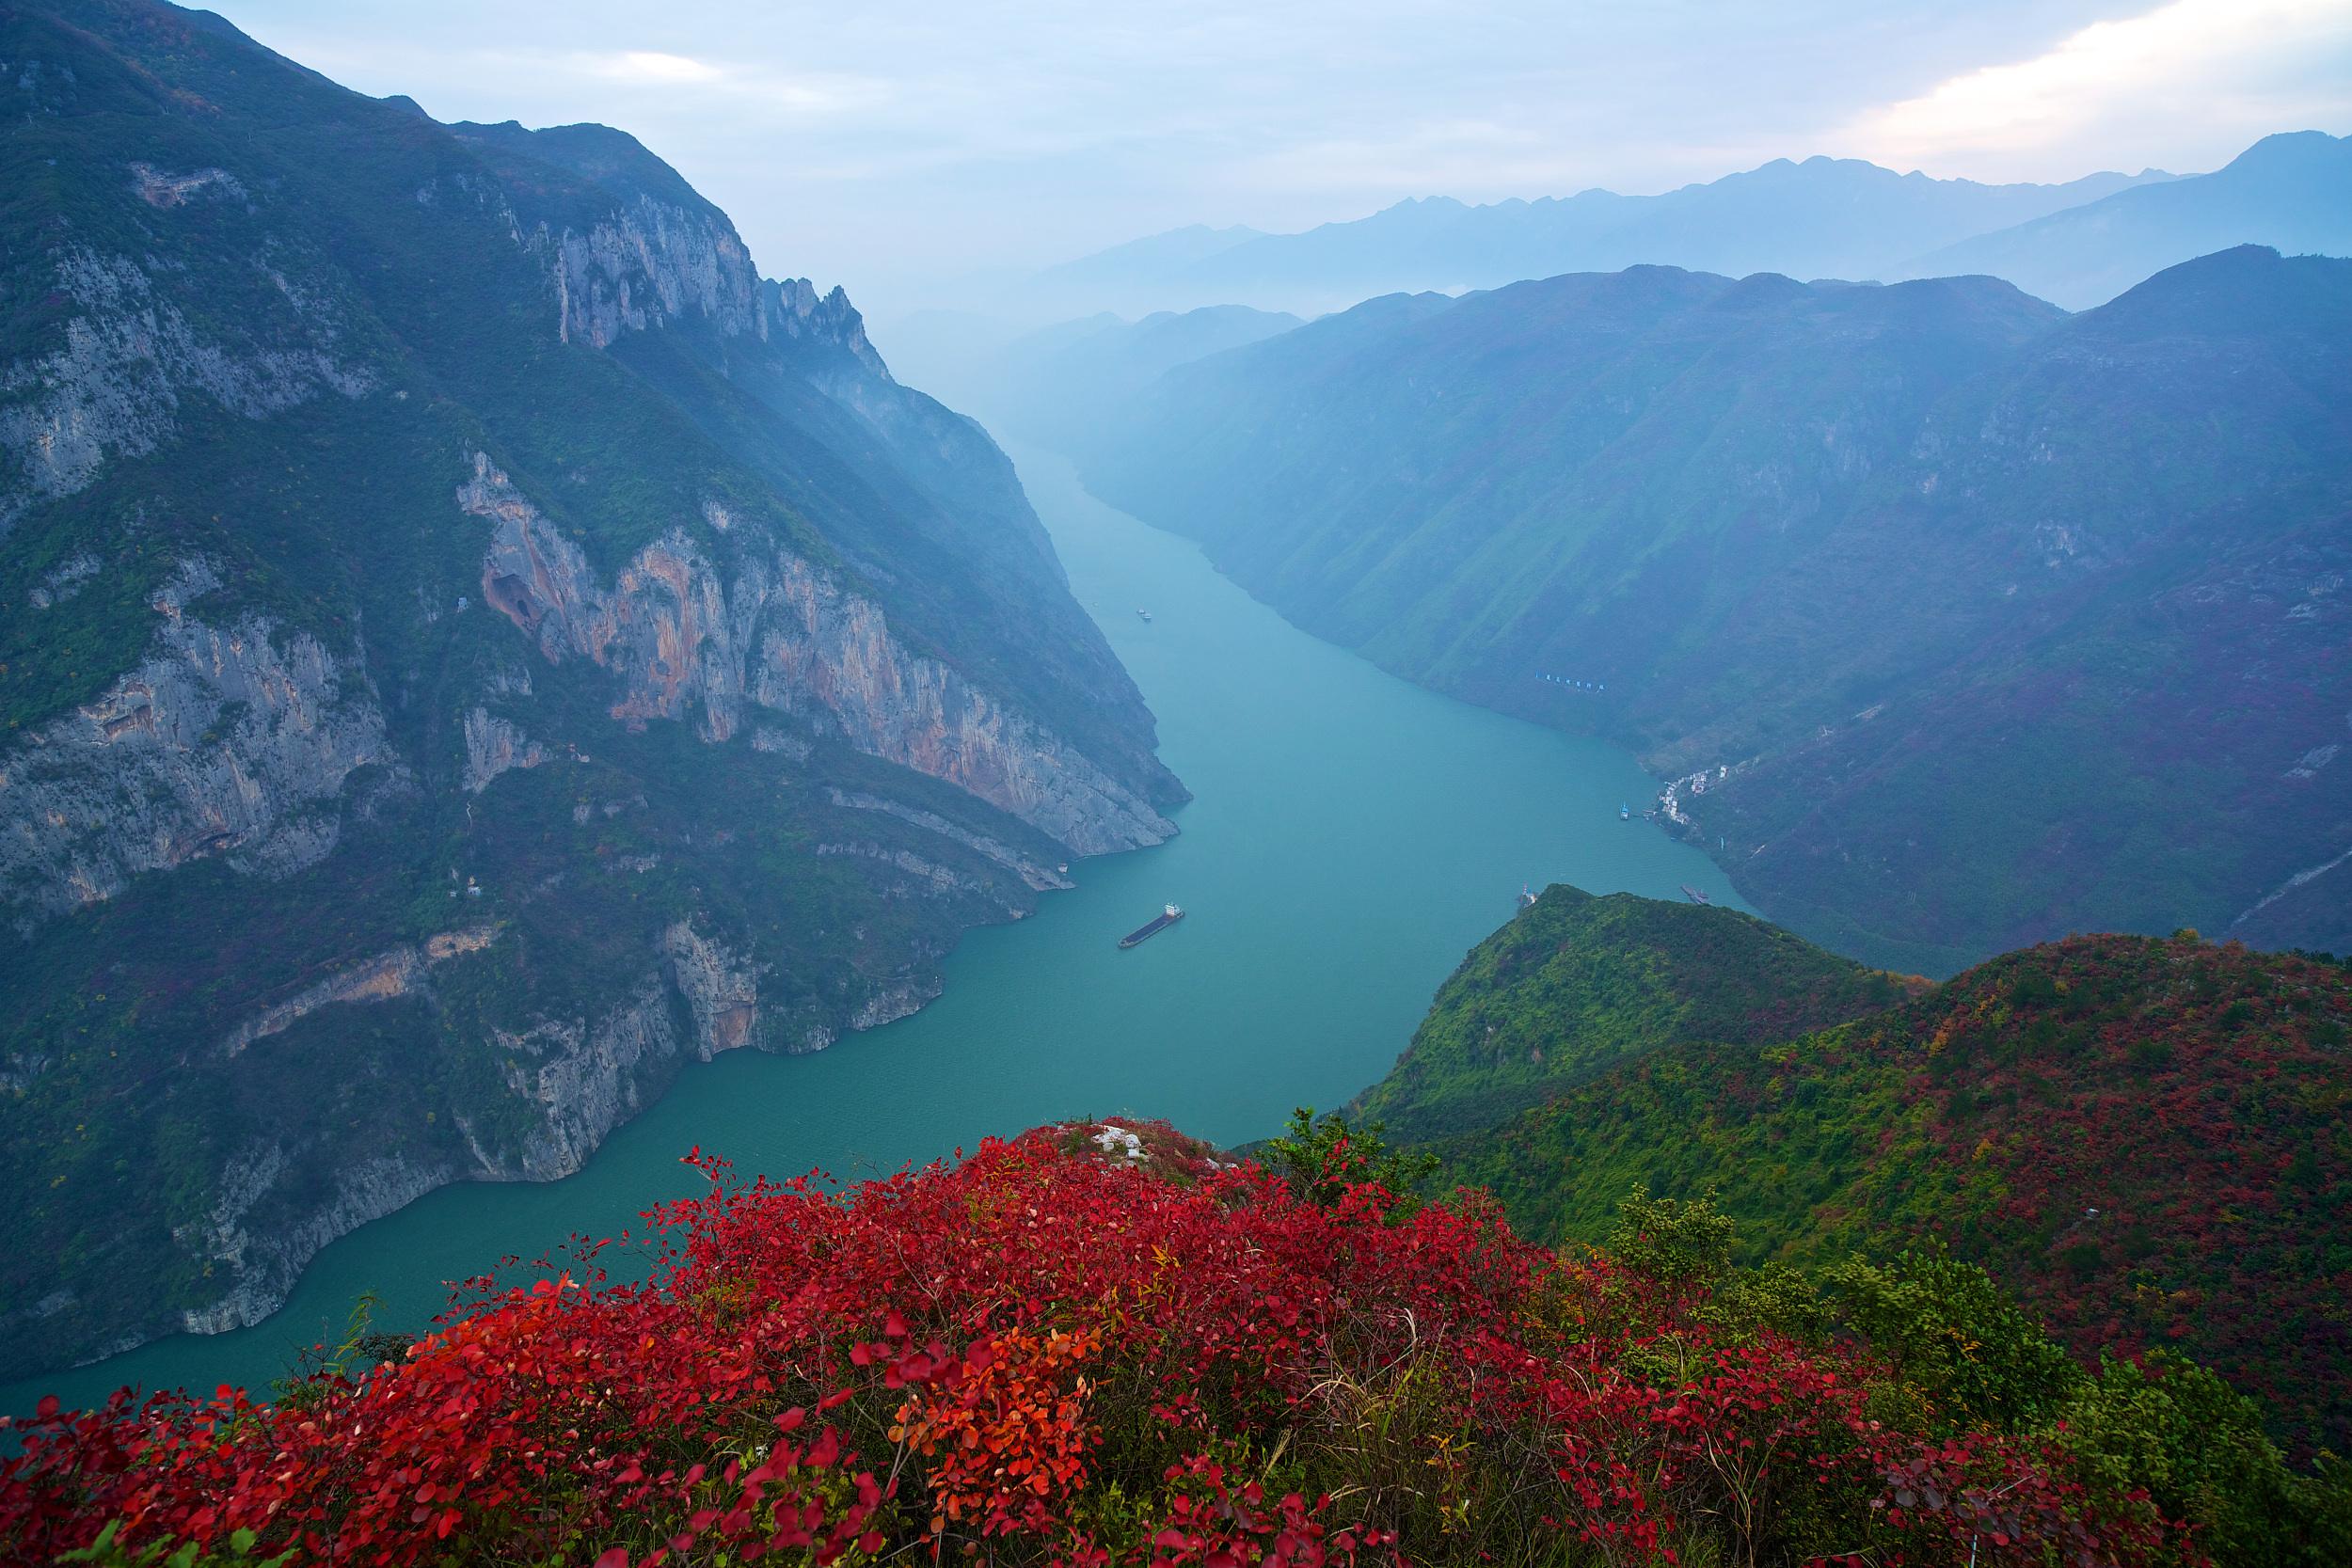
[884,130,2344,351]
[1164,158,2168,312]
[1074,246,2352,974]
[1907,131,2352,309]
[972,305,1302,451]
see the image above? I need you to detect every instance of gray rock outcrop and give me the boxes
[463,453,1174,856]
[0,570,391,922]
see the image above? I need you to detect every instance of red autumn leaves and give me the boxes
[4,1120,2170,1566]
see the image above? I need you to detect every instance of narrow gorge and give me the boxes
[0,0,1180,1381]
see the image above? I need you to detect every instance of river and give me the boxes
[3,447,1746,1417]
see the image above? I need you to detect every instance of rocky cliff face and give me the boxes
[768,277,890,380]
[172,911,767,1337]
[174,1144,453,1341]
[0,205,375,531]
[464,452,1173,855]
[541,191,764,350]
[0,561,390,923]
[0,1,1182,1385]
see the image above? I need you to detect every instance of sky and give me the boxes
[215,0,2352,317]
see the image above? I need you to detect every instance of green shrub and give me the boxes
[1824,1247,2075,1432]
[2054,1351,2352,1567]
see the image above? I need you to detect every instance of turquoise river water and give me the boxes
[3,448,1746,1416]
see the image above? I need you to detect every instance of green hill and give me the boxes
[1422,928,2352,1456]
[1349,883,1916,1139]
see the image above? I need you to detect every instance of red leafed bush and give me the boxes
[2,1120,2172,1566]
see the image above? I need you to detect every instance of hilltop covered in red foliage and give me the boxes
[2,1119,2192,1567]
[1433,933,2352,1456]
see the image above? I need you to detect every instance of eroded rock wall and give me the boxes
[463,454,1174,856]
[170,911,769,1338]
[546,193,765,349]
[0,240,375,531]
[177,1148,454,1338]
[0,566,391,922]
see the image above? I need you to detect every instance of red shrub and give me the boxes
[0,1121,2171,1566]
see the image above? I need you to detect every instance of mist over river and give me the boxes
[5,449,1744,1416]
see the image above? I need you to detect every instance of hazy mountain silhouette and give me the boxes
[1024,223,1267,295]
[972,305,1303,450]
[1078,248,2352,973]
[1899,131,2352,309]
[977,158,2174,322]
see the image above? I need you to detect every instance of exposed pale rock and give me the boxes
[542,195,764,348]
[0,245,375,529]
[849,976,944,1031]
[660,919,761,1057]
[178,1148,454,1338]
[129,164,246,209]
[462,706,551,792]
[751,726,812,760]
[769,277,890,378]
[461,452,1173,856]
[0,606,390,920]
[818,839,996,903]
[219,923,500,1056]
[183,917,746,1332]
[493,976,687,1180]
[825,786,1073,891]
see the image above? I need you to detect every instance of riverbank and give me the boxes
[2,449,1741,1418]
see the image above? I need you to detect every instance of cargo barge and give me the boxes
[1119,904,1184,948]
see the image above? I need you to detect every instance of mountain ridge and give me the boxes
[1076,246,2352,973]
[0,0,1177,1380]
[1899,130,2352,308]
[1348,883,1920,1142]
[930,152,2190,327]
[1387,890,2352,1456]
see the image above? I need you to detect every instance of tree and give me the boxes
[1260,1107,1438,1217]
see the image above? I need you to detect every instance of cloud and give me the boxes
[1851,0,2352,175]
[596,51,723,85]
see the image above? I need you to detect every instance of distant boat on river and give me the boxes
[1136,609,1152,621]
[1681,884,1709,905]
[1119,904,1184,948]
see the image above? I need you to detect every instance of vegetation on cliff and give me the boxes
[0,0,1176,1380]
[1388,895,2352,1458]
[1076,247,2352,972]
[1351,885,1918,1141]
[11,1119,2347,1567]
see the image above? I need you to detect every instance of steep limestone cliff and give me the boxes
[546,193,763,350]
[464,452,1173,856]
[461,708,551,793]
[0,217,375,531]
[0,562,390,922]
[0,0,1182,1385]
[173,1146,454,1342]
[768,277,890,379]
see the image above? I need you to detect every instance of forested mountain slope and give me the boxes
[1350,883,1917,1140]
[1081,247,2352,973]
[0,0,1179,1380]
[1380,894,2352,1455]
